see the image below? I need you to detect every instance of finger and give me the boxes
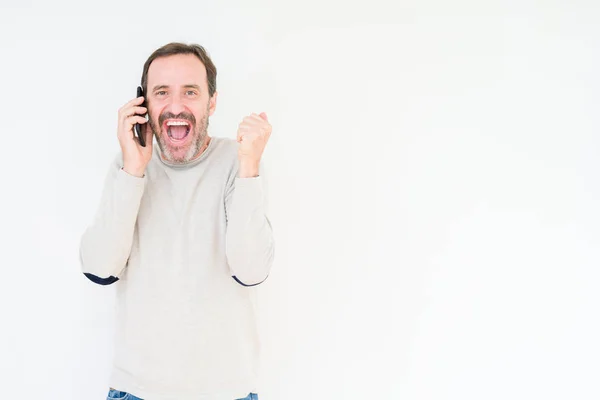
[237,127,257,142]
[118,116,146,141]
[239,122,269,137]
[119,96,145,113]
[128,96,146,107]
[240,117,266,129]
[130,106,147,115]
[238,131,261,142]
[238,122,256,131]
[120,106,147,120]
[247,112,268,122]
[246,114,264,124]
[237,127,253,141]
[123,115,147,129]
[244,115,270,131]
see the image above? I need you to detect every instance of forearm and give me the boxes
[79,167,145,281]
[225,176,274,285]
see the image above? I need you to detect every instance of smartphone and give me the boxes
[134,86,147,147]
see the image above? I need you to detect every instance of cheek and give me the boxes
[149,109,161,126]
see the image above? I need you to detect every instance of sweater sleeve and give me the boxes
[79,154,146,285]
[224,160,275,286]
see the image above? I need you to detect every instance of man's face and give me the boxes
[146,53,217,164]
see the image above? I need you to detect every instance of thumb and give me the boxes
[259,112,268,122]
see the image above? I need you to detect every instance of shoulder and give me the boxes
[210,136,240,171]
[211,136,238,158]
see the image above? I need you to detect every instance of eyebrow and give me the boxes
[151,84,201,92]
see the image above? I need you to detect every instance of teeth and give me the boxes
[166,121,189,126]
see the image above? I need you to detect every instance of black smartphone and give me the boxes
[134,86,147,147]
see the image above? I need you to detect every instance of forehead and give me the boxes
[147,53,207,89]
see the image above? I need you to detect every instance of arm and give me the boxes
[79,154,146,285]
[225,160,275,286]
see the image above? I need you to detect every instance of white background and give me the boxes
[0,0,598,399]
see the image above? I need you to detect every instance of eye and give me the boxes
[156,90,167,96]
[186,90,198,96]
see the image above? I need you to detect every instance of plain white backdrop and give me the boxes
[0,0,598,399]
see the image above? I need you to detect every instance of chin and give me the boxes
[158,133,200,164]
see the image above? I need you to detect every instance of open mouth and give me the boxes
[164,120,191,142]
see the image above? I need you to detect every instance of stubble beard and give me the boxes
[149,104,210,164]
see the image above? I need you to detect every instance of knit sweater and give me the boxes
[79,135,274,400]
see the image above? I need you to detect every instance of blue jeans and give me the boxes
[107,388,258,400]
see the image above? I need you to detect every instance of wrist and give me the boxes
[122,164,145,178]
[238,159,260,178]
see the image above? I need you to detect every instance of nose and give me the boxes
[166,93,186,116]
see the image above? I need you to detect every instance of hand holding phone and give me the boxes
[116,87,152,177]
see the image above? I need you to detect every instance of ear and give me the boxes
[208,91,218,116]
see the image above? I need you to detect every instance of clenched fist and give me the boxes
[236,112,272,177]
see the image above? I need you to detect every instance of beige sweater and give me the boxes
[79,136,274,400]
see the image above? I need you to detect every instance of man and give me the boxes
[79,42,274,400]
